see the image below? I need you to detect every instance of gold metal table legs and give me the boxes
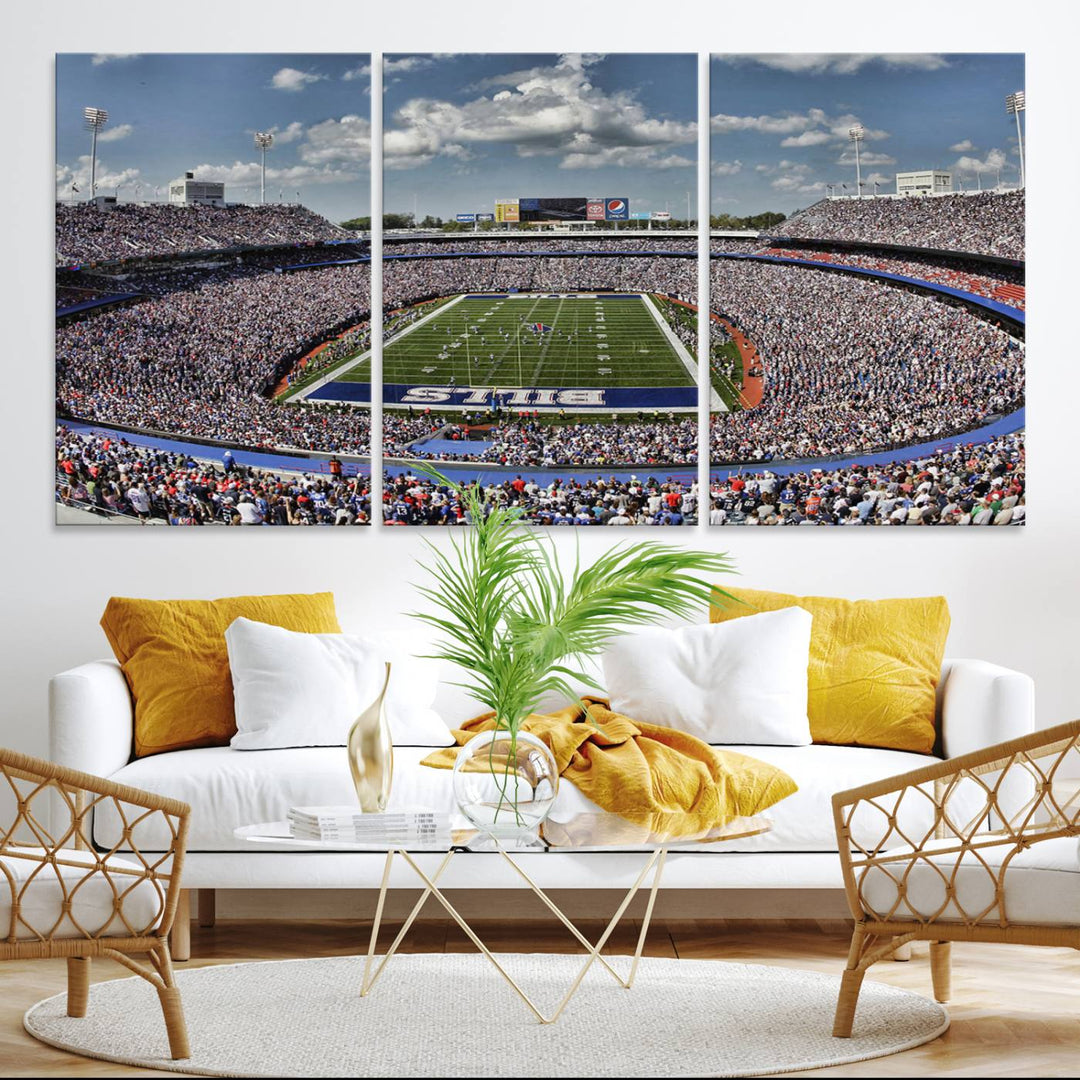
[360,845,669,1024]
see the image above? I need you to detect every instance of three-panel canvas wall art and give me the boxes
[55,53,1025,527]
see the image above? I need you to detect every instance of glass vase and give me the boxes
[347,662,393,813]
[452,728,558,840]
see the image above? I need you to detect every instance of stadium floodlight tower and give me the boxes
[848,124,865,198]
[253,131,274,204]
[1005,91,1026,188]
[83,107,108,198]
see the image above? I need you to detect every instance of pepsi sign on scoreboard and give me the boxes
[604,197,629,220]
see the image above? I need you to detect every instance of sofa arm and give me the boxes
[49,660,134,779]
[938,658,1035,759]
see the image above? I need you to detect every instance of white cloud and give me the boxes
[772,175,827,193]
[384,52,695,171]
[836,149,897,166]
[713,107,887,145]
[299,114,371,165]
[190,161,360,188]
[385,56,434,74]
[271,121,305,144]
[91,53,139,66]
[711,160,743,176]
[56,156,140,198]
[560,146,693,170]
[755,160,811,177]
[779,130,833,148]
[343,64,370,81]
[953,147,1008,175]
[711,109,826,135]
[97,123,133,143]
[720,54,949,75]
[949,139,977,152]
[271,67,327,92]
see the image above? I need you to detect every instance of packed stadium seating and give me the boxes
[53,198,1025,526]
[709,433,1025,527]
[55,426,370,526]
[55,203,351,263]
[758,246,1025,309]
[773,191,1024,260]
[708,258,1023,464]
[384,470,699,526]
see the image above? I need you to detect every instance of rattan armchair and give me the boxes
[831,718,1080,1038]
[0,747,191,1059]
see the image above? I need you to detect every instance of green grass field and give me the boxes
[358,294,695,389]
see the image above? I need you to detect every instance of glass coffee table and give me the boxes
[236,810,770,1024]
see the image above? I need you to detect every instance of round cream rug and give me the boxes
[24,953,948,1077]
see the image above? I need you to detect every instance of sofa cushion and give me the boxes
[226,618,453,749]
[603,609,813,745]
[97,742,957,854]
[0,848,164,940]
[100,592,342,758]
[709,588,950,753]
[860,836,1080,926]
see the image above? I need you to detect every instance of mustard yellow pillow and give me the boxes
[710,588,949,753]
[101,593,342,757]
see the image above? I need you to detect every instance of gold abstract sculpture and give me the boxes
[347,662,393,812]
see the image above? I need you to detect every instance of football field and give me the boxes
[358,294,695,389]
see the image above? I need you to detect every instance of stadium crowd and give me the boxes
[56,263,372,452]
[384,471,698,526]
[394,416,699,467]
[775,191,1024,260]
[708,433,1024,526]
[383,256,697,310]
[759,246,1025,310]
[385,237,699,256]
[56,203,350,263]
[709,259,1024,463]
[55,426,371,526]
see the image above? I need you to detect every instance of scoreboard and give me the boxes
[513,196,631,222]
[519,197,588,222]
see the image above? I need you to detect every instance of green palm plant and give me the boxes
[410,470,738,826]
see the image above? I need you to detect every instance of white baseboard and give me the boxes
[204,887,852,921]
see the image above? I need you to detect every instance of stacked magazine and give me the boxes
[288,806,452,846]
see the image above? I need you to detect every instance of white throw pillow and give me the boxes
[225,617,454,749]
[602,608,813,745]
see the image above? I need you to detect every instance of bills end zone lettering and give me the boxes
[305,384,698,410]
[400,387,607,407]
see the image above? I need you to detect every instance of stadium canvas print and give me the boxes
[55,54,373,526]
[373,53,700,525]
[708,54,1025,527]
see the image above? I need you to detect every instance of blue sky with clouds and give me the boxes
[383,53,697,220]
[710,53,1025,216]
[56,53,370,221]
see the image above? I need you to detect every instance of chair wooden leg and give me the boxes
[930,940,952,1002]
[892,938,913,961]
[833,925,868,1038]
[833,968,866,1038]
[66,956,91,1017]
[198,888,216,928]
[172,889,191,961]
[156,985,191,1059]
[153,942,191,1060]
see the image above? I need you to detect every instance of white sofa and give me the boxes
[49,657,1033,954]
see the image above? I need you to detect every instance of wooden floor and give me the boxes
[3,919,1078,1077]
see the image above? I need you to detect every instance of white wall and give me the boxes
[3,6,1078,768]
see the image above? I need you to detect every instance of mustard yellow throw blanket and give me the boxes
[422,699,797,833]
